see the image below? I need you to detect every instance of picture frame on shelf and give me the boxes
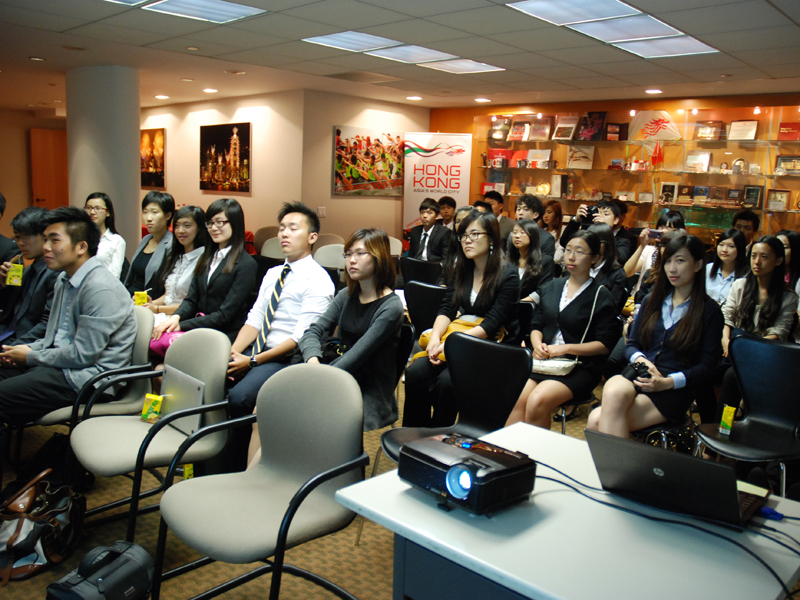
[728,189,742,201]
[692,120,723,141]
[638,192,654,203]
[775,155,800,176]
[140,128,165,189]
[604,123,628,141]
[489,118,512,143]
[728,120,758,141]
[552,116,580,140]
[577,112,606,141]
[685,150,711,173]
[693,186,710,201]
[527,117,552,141]
[566,144,594,169]
[507,120,531,142]
[777,122,800,141]
[659,182,678,204]
[767,189,791,210]
[614,190,636,202]
[742,185,763,209]
[708,186,728,202]
[677,185,694,203]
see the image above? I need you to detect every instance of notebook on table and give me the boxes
[584,429,769,527]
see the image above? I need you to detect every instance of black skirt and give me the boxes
[530,364,600,400]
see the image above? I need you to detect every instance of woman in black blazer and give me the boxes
[588,235,724,438]
[152,198,257,342]
[587,222,627,312]
[404,210,520,428]
[507,230,619,429]
[507,219,554,301]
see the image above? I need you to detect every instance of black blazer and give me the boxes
[560,220,632,266]
[519,254,555,300]
[4,259,59,344]
[408,223,452,264]
[532,277,620,375]
[593,265,628,313]
[0,235,18,264]
[504,224,555,259]
[175,250,258,341]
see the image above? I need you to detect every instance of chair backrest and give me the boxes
[388,236,403,257]
[395,323,416,384]
[132,306,155,366]
[400,256,442,285]
[162,329,232,432]
[445,332,533,434]
[255,364,363,504]
[261,237,283,258]
[405,281,447,333]
[253,226,278,254]
[314,244,345,269]
[730,334,800,432]
[315,233,345,251]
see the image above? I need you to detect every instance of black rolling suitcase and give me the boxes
[46,540,153,600]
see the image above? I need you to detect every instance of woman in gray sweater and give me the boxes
[299,228,404,431]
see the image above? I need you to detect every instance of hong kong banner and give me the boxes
[403,133,472,230]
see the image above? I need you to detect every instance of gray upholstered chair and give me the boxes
[70,328,231,541]
[151,364,369,600]
[314,232,345,252]
[261,236,283,258]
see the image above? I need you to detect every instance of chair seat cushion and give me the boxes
[160,466,357,564]
[697,422,800,462]
[71,416,224,477]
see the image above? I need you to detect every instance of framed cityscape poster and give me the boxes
[141,128,165,188]
[200,123,250,192]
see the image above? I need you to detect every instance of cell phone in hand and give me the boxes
[648,230,663,240]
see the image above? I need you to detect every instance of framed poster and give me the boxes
[577,112,606,141]
[335,126,404,196]
[604,123,628,141]
[676,185,694,203]
[141,128,165,189]
[552,116,579,140]
[199,123,250,192]
[742,185,763,208]
[566,144,594,169]
[728,120,758,141]
[692,121,723,141]
[767,189,791,210]
[658,182,678,204]
[775,155,800,176]
[527,117,552,141]
[685,150,711,173]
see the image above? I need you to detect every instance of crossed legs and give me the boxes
[587,375,665,438]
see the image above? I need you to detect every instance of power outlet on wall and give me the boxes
[317,206,326,218]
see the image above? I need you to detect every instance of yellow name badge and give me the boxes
[6,263,23,287]
[141,393,164,423]
[133,291,148,306]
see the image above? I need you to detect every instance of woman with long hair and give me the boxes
[776,229,800,293]
[152,198,257,343]
[507,219,554,301]
[506,231,619,429]
[542,200,564,265]
[586,222,627,312]
[84,192,126,278]
[705,228,748,304]
[125,191,175,297]
[143,205,208,323]
[404,211,520,428]
[299,228,404,431]
[588,235,724,437]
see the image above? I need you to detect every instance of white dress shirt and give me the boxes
[164,247,204,305]
[207,246,231,283]
[245,253,334,349]
[96,229,126,279]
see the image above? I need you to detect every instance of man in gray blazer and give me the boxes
[0,206,136,430]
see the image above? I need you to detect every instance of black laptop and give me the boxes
[584,429,769,527]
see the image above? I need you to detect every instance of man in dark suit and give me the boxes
[0,193,19,264]
[484,190,516,240]
[408,198,452,264]
[0,207,58,345]
[514,194,556,258]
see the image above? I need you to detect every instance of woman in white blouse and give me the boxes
[144,206,207,324]
[84,192,126,278]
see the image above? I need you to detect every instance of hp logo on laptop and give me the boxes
[653,468,665,477]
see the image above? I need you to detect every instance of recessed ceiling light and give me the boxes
[366,45,457,64]
[725,152,732,155]
[754,107,761,115]
[507,0,640,26]
[155,95,170,99]
[419,59,504,74]
[475,98,492,103]
[691,108,698,115]
[646,89,662,94]
[303,31,401,52]
[27,104,35,107]
[186,46,199,51]
[537,113,542,118]
[203,88,218,93]
[54,100,62,103]
[678,109,684,113]
[613,36,718,58]
[720,74,731,78]
[29,57,45,62]
[143,0,267,24]
[406,96,422,101]
[181,78,194,82]
[568,15,680,43]
[629,110,636,116]
[224,70,246,75]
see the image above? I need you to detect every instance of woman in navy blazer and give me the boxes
[588,235,724,437]
[153,198,257,342]
[125,191,175,297]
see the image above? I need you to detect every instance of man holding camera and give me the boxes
[560,199,634,265]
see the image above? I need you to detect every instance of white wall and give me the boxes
[301,90,429,239]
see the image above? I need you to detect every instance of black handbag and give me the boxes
[46,540,153,600]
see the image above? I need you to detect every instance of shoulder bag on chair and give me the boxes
[414,316,506,363]
[531,287,601,377]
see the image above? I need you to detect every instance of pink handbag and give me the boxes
[149,331,183,357]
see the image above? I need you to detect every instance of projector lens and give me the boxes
[445,464,472,500]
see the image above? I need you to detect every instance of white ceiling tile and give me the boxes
[262,40,353,60]
[236,0,321,10]
[426,5,545,35]
[99,10,217,36]
[320,53,403,70]
[649,52,750,70]
[0,5,85,32]
[756,64,800,79]
[461,69,535,84]
[2,0,127,20]
[471,52,566,70]
[731,48,800,67]
[144,36,244,57]
[495,28,597,52]
[613,72,700,85]
[67,23,173,47]
[587,60,675,76]
[557,75,633,89]
[375,79,474,96]
[681,66,772,82]
[213,47,304,67]
[358,20,471,44]
[627,0,747,12]
[185,26,290,50]
[506,79,578,92]
[426,37,526,58]
[281,61,353,75]
[698,26,800,53]
[518,65,602,80]
[768,0,800,22]
[358,0,494,18]
[227,14,340,38]
[657,1,791,36]
[281,0,409,29]
[538,45,640,65]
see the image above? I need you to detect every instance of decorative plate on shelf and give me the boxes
[536,182,551,196]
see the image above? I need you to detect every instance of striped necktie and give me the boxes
[252,263,291,356]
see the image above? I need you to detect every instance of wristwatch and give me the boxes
[249,356,258,369]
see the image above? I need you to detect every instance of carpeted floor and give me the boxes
[2,383,593,600]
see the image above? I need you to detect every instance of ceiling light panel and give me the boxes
[507,0,640,26]
[303,31,402,52]
[419,59,505,74]
[143,0,266,24]
[614,36,719,58]
[101,0,149,5]
[366,45,457,64]
[567,15,680,43]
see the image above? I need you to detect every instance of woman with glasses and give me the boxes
[84,192,126,278]
[507,219,554,301]
[588,235,724,438]
[404,210,520,428]
[125,191,175,297]
[299,228,403,431]
[506,231,619,429]
[152,198,257,344]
